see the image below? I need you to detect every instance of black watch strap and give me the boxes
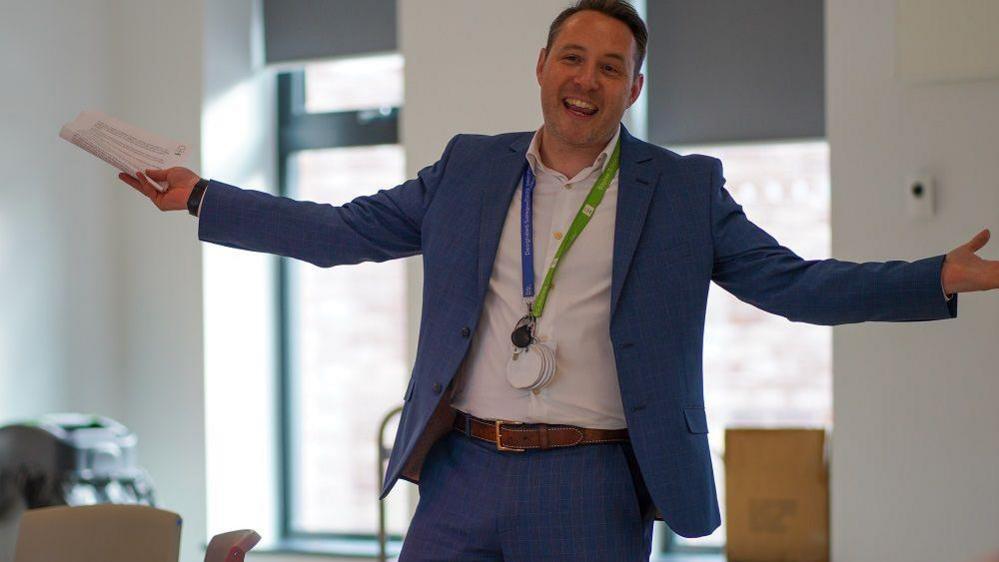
[187,178,210,217]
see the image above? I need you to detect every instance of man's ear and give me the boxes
[627,73,645,107]
[536,47,548,85]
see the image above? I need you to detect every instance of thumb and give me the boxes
[966,228,990,253]
[136,172,162,193]
[144,168,168,181]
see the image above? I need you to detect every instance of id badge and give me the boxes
[505,341,556,390]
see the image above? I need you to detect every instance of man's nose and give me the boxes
[572,64,599,91]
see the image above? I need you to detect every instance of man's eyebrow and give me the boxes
[557,43,627,64]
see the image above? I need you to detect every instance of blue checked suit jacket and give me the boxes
[199,126,957,538]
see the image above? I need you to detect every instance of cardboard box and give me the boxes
[725,428,829,562]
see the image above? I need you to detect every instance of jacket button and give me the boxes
[461,326,471,338]
[432,382,443,394]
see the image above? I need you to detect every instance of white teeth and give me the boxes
[564,98,597,110]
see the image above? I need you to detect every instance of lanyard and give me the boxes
[520,138,621,319]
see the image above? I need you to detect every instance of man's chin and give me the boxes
[547,121,608,147]
[562,129,612,149]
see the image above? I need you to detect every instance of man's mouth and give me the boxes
[563,97,599,117]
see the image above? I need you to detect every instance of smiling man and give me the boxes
[535,8,643,178]
[120,1,999,560]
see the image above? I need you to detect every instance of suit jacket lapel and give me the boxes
[477,133,532,298]
[611,127,659,316]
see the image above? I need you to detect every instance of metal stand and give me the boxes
[376,405,404,562]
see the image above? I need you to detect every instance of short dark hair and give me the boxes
[545,0,648,78]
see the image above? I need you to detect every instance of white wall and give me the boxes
[108,0,207,557]
[0,1,206,561]
[0,3,120,557]
[827,1,999,561]
[202,0,281,547]
[400,0,564,169]
[0,0,121,425]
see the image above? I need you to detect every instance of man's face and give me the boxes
[536,10,644,150]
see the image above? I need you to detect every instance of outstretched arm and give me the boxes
[707,157,957,325]
[118,135,461,267]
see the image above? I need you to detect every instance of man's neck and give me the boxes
[537,128,612,179]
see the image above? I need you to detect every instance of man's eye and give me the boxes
[564,55,581,62]
[603,65,620,74]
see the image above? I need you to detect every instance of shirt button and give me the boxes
[461,326,471,338]
[564,183,573,190]
[553,231,563,240]
[432,382,443,394]
[532,389,541,395]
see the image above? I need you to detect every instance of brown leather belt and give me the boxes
[452,410,629,452]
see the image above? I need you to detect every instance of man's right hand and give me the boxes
[118,167,201,212]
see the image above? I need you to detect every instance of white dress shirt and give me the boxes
[450,125,627,429]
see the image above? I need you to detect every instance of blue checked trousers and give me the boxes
[398,428,656,561]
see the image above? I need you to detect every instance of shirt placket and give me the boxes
[534,173,573,344]
[535,165,600,401]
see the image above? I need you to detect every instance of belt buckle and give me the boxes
[494,419,525,452]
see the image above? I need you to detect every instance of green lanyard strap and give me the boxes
[530,138,621,319]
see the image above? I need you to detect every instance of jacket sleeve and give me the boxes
[706,157,957,325]
[197,135,461,267]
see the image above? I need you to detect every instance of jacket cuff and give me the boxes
[924,254,958,319]
[196,180,241,244]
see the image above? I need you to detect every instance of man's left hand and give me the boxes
[942,229,999,294]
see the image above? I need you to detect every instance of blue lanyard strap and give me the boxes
[520,165,537,299]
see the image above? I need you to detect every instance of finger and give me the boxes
[118,172,141,190]
[967,228,990,252]
[134,172,161,199]
[144,168,168,181]
[121,172,156,199]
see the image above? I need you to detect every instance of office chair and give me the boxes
[13,504,180,562]
[12,504,260,562]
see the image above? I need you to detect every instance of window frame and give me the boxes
[275,68,402,545]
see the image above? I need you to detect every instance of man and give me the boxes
[120,1,999,560]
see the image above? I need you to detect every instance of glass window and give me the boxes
[285,145,409,536]
[279,55,408,543]
[304,54,404,114]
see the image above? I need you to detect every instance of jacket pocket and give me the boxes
[683,407,709,434]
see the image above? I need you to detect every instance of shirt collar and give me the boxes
[525,124,622,182]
